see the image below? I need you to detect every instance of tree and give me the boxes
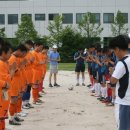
[111,10,128,36]
[59,26,88,62]
[47,15,63,47]
[78,12,103,42]
[0,27,6,38]
[15,14,38,43]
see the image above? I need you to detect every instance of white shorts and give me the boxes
[50,65,58,74]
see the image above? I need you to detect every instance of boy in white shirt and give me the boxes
[109,35,130,130]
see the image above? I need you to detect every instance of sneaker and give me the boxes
[22,105,30,109]
[37,99,44,103]
[39,94,43,98]
[54,83,60,87]
[82,83,85,86]
[87,84,91,87]
[17,112,27,117]
[33,101,42,105]
[9,120,21,125]
[14,117,24,122]
[49,84,53,87]
[76,83,79,86]
[27,103,34,108]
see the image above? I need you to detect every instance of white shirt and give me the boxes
[112,56,130,105]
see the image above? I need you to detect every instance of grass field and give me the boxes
[47,63,75,71]
[58,63,75,71]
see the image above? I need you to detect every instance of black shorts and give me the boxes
[75,64,85,72]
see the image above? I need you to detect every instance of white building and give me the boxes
[0,0,130,39]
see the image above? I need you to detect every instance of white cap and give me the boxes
[52,45,58,49]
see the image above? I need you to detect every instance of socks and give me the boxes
[97,83,101,96]
[82,78,85,84]
[77,78,79,84]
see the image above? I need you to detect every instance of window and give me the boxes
[49,14,59,21]
[8,14,18,24]
[122,13,128,23]
[21,14,32,19]
[92,13,100,23]
[62,13,73,24]
[0,14,5,25]
[76,13,85,24]
[35,14,45,21]
[103,13,114,23]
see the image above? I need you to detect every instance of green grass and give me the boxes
[58,63,75,71]
[47,63,75,71]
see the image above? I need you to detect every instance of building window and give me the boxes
[122,13,128,23]
[21,14,32,19]
[35,14,45,21]
[76,13,85,24]
[92,13,100,23]
[8,14,18,24]
[49,14,59,21]
[62,13,73,24]
[0,14,5,25]
[103,13,114,23]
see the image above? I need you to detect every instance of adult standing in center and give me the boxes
[74,48,86,86]
[49,45,61,87]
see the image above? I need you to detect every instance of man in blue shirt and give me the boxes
[74,48,86,86]
[49,45,61,87]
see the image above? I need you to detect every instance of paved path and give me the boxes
[7,71,117,130]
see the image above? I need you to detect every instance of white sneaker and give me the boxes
[22,105,30,109]
[17,112,27,117]
[33,101,42,105]
[21,111,28,115]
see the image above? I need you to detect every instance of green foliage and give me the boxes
[111,10,128,36]
[15,14,39,43]
[59,26,99,62]
[0,27,6,38]
[78,12,103,41]
[47,15,63,46]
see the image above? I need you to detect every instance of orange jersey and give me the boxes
[8,55,21,96]
[42,53,48,75]
[19,57,27,92]
[0,60,11,118]
[24,51,34,84]
[31,50,42,83]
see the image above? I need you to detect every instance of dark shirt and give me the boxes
[74,52,86,65]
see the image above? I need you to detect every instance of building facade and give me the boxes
[0,0,130,39]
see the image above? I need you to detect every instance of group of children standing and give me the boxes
[0,38,49,130]
[87,44,117,106]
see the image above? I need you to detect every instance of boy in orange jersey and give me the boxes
[31,42,44,105]
[22,40,35,109]
[16,57,28,117]
[39,45,49,95]
[8,44,27,125]
[0,42,16,130]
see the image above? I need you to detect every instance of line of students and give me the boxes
[87,43,117,106]
[0,38,49,130]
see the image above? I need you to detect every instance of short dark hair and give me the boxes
[78,47,83,51]
[34,41,43,46]
[109,35,128,50]
[0,42,12,55]
[16,44,27,52]
[43,46,49,50]
[97,48,102,53]
[25,40,34,46]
